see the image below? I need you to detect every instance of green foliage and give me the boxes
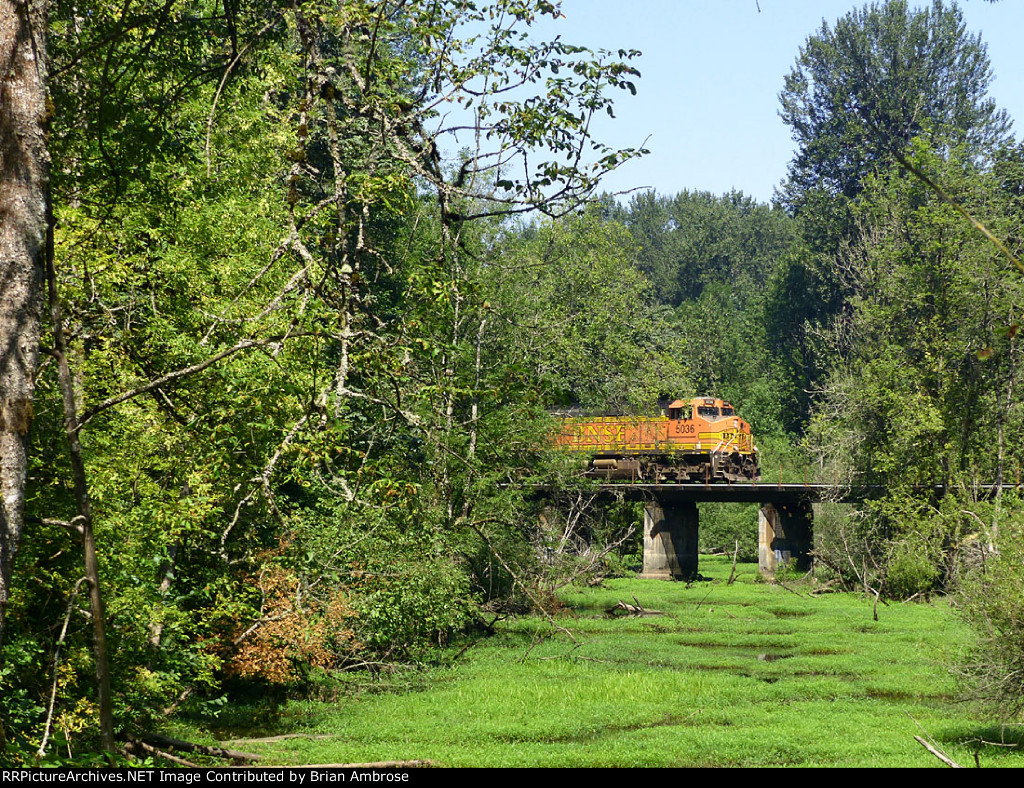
[957,514,1024,720]
[802,137,1024,610]
[761,246,842,433]
[484,211,690,411]
[0,636,48,761]
[807,141,1024,482]
[3,0,660,761]
[626,190,798,308]
[773,0,1014,434]
[353,553,474,657]
[885,539,942,600]
[698,503,759,562]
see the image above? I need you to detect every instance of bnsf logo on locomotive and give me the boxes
[554,397,760,483]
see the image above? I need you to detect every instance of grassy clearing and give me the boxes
[201,556,1024,767]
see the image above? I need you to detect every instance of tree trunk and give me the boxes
[45,230,115,752]
[0,0,50,653]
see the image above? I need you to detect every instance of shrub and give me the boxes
[956,515,1024,720]
[884,537,941,599]
[353,553,475,657]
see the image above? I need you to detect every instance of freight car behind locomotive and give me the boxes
[554,397,759,483]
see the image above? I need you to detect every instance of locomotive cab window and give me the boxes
[697,406,720,419]
[721,406,734,416]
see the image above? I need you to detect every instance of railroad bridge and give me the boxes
[542,482,1008,580]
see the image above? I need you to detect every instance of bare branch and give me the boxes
[77,333,319,430]
[38,577,90,759]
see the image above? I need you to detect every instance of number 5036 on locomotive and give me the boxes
[553,397,760,483]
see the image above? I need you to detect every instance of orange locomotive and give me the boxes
[555,397,759,483]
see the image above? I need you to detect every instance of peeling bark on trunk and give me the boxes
[0,0,50,653]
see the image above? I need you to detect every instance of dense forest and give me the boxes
[2,0,1024,763]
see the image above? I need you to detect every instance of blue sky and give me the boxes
[494,0,1024,205]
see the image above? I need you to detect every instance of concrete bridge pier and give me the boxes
[758,501,813,576]
[640,500,698,580]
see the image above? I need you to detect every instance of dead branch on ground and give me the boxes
[727,540,739,585]
[606,597,662,616]
[133,733,261,763]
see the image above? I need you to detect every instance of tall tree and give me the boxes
[770,0,1012,431]
[0,0,49,655]
[778,0,1010,214]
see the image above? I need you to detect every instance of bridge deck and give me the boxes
[541,482,1019,504]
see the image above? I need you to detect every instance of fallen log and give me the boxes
[809,579,842,595]
[134,733,262,762]
[221,734,332,745]
[122,741,200,769]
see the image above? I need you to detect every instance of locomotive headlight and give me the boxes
[734,419,738,428]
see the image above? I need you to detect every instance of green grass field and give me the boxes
[201,556,1024,767]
